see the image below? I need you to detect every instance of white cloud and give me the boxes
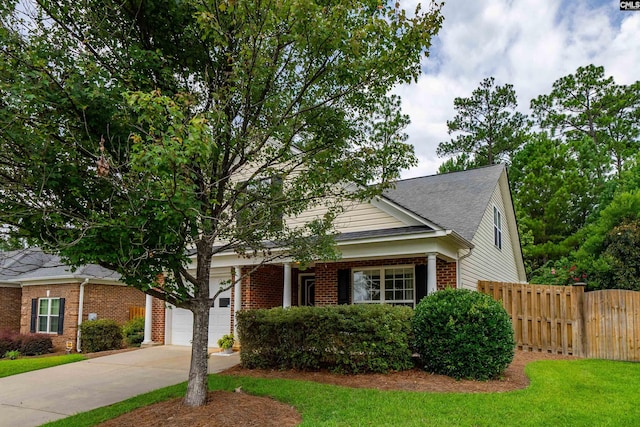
[397,0,640,178]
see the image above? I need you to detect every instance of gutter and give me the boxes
[76,278,90,352]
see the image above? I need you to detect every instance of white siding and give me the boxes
[459,181,522,290]
[287,199,407,233]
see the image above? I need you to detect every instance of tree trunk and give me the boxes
[183,300,211,407]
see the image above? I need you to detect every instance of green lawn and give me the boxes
[0,354,86,378]
[44,359,640,427]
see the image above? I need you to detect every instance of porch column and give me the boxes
[234,266,242,336]
[142,293,153,345]
[427,253,437,295]
[283,263,292,308]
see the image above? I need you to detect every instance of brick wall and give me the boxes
[436,258,457,290]
[151,296,165,344]
[314,257,429,306]
[240,265,284,310]
[0,286,22,333]
[21,282,146,351]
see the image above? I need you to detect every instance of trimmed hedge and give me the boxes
[412,288,515,380]
[237,304,414,374]
[80,319,123,353]
[0,331,53,357]
[122,317,145,347]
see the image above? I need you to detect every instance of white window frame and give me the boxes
[352,265,415,307]
[38,297,60,334]
[494,205,502,250]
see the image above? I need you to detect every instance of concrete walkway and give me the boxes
[0,346,240,427]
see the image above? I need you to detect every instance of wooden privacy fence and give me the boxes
[478,281,640,361]
[129,306,145,320]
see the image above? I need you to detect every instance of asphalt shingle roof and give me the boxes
[0,248,120,282]
[383,164,505,241]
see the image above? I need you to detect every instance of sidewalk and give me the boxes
[0,346,240,427]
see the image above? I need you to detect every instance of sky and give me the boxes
[395,0,640,178]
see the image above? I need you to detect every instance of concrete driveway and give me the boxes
[0,346,240,427]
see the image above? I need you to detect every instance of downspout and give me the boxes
[76,278,90,352]
[456,249,473,289]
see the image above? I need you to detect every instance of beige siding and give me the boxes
[287,199,407,233]
[460,182,521,290]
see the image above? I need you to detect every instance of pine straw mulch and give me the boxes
[97,351,576,427]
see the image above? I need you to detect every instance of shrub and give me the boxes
[237,304,414,374]
[412,288,515,380]
[80,319,123,353]
[0,330,19,356]
[19,334,53,356]
[4,350,20,360]
[122,317,145,347]
[217,334,234,350]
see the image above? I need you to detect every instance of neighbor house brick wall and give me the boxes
[436,258,457,290]
[82,284,146,325]
[21,283,146,351]
[0,286,22,333]
[20,283,81,351]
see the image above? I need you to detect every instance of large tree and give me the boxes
[436,76,527,173]
[0,0,442,406]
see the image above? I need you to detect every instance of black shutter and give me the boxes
[57,298,65,335]
[337,269,350,305]
[30,298,38,333]
[415,264,427,305]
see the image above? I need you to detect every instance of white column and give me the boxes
[427,253,437,295]
[234,265,242,337]
[283,263,292,308]
[142,293,153,345]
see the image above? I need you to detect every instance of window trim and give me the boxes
[37,297,61,335]
[493,205,503,250]
[352,265,416,307]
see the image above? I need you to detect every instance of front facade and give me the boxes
[164,164,527,347]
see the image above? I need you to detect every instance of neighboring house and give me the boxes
[0,165,526,350]
[164,164,526,347]
[0,248,162,351]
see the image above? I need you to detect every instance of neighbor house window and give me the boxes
[494,206,502,250]
[38,298,60,334]
[353,266,414,307]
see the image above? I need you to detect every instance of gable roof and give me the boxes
[383,164,505,241]
[0,248,120,283]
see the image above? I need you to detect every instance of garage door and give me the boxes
[169,276,232,347]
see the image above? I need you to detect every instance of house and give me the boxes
[163,164,526,347]
[0,248,163,351]
[0,164,525,350]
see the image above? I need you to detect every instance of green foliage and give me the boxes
[412,288,515,380]
[529,257,586,285]
[3,350,19,360]
[80,319,123,353]
[437,77,528,169]
[237,304,414,374]
[217,334,234,350]
[0,331,53,357]
[122,317,145,347]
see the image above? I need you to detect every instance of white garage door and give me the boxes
[169,276,232,347]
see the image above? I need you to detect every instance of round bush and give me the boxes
[412,288,515,380]
[80,319,123,353]
[122,317,145,347]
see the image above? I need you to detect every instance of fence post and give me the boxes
[572,283,586,357]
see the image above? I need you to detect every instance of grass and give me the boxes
[0,354,86,378]
[43,359,640,427]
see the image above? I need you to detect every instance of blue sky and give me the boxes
[395,0,640,178]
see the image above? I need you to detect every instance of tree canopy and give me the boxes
[0,0,443,406]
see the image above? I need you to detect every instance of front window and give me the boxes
[353,266,414,307]
[38,298,60,334]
